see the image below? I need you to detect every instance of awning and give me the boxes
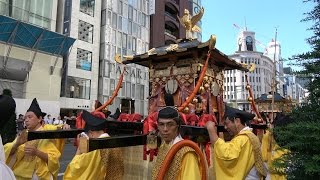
[0,15,75,56]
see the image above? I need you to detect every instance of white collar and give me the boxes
[240,126,252,133]
[166,134,183,146]
[98,133,110,138]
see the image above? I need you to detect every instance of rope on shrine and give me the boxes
[156,140,208,180]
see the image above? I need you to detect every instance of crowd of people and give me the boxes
[0,93,290,180]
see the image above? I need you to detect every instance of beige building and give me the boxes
[0,0,75,117]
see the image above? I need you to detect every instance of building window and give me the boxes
[78,20,94,43]
[165,21,179,38]
[67,76,91,99]
[80,0,95,16]
[101,9,106,26]
[234,77,236,82]
[165,2,178,21]
[77,48,92,71]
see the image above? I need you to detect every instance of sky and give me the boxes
[201,0,315,68]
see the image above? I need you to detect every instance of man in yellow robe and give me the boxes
[151,107,202,180]
[4,98,61,180]
[262,114,290,180]
[63,110,124,180]
[205,106,267,180]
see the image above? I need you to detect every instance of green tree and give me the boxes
[273,0,320,179]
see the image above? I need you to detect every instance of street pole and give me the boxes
[271,28,278,122]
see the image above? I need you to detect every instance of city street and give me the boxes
[57,141,76,180]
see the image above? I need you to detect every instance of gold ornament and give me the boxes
[192,98,198,104]
[248,97,253,102]
[199,86,205,94]
[204,83,210,89]
[183,107,190,113]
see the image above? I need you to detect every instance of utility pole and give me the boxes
[271,28,278,122]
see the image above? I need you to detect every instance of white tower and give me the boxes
[237,31,257,52]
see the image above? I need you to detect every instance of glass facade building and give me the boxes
[99,0,150,116]
[0,0,56,30]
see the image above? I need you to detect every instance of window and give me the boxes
[122,34,127,48]
[234,77,236,82]
[78,20,94,43]
[118,1,123,15]
[128,5,133,20]
[80,0,95,16]
[101,9,106,26]
[118,16,122,30]
[110,79,115,95]
[128,21,132,34]
[67,76,91,99]
[112,12,117,28]
[107,11,112,25]
[76,48,92,71]
[132,37,136,52]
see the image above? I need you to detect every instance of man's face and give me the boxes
[224,118,238,137]
[158,118,179,144]
[24,111,42,130]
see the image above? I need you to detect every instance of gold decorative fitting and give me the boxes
[192,98,198,104]
[246,85,250,90]
[248,97,253,102]
[183,107,190,113]
[199,86,205,94]
[204,83,210,89]
[177,7,204,39]
[165,44,179,51]
[147,48,156,55]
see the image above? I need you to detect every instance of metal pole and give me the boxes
[271,28,278,122]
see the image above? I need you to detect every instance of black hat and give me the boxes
[27,98,46,118]
[0,95,16,128]
[82,110,107,132]
[235,111,255,125]
[224,105,241,120]
[158,107,179,119]
[224,105,255,124]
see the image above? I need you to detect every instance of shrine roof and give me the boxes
[123,37,248,72]
[256,92,290,103]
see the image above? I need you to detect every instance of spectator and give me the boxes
[16,114,25,133]
[44,114,53,124]
[53,116,64,125]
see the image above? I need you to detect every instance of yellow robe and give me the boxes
[4,128,61,180]
[213,130,256,180]
[43,124,66,154]
[63,149,106,180]
[64,134,124,180]
[261,130,287,180]
[152,139,201,180]
[177,151,201,180]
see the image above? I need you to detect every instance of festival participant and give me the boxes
[64,110,124,180]
[205,106,267,180]
[262,114,290,180]
[4,98,61,180]
[0,94,16,180]
[152,107,202,179]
